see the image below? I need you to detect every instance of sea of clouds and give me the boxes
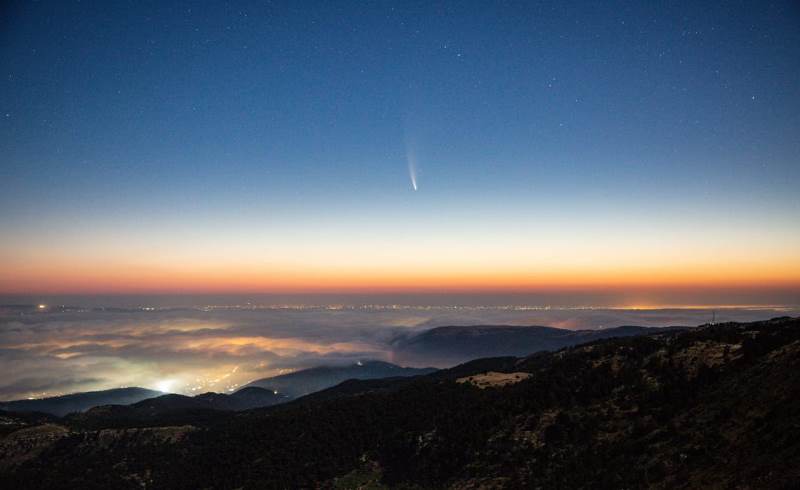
[1,305,795,400]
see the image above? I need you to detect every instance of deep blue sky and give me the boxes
[1,1,799,300]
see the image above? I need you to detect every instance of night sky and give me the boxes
[1,1,799,305]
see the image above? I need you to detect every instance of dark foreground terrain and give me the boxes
[1,317,799,489]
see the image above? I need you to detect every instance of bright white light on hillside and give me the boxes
[155,379,175,393]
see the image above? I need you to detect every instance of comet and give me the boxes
[406,145,418,191]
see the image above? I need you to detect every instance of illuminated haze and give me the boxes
[2,305,797,400]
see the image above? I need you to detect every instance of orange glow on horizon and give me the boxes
[4,208,799,298]
[2,257,799,295]
[3,226,799,298]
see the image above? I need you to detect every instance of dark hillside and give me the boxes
[1,318,798,489]
[0,388,162,417]
[392,324,684,366]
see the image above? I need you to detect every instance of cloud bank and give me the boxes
[1,306,795,400]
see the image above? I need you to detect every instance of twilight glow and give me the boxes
[1,1,799,307]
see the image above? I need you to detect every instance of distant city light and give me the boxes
[155,379,175,393]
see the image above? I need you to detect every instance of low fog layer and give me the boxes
[1,306,794,400]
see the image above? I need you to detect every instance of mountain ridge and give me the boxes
[2,317,797,488]
[0,387,162,417]
[240,360,437,397]
[391,323,685,366]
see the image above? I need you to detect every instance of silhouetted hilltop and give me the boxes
[0,388,162,417]
[241,360,437,398]
[392,324,683,366]
[65,387,288,430]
